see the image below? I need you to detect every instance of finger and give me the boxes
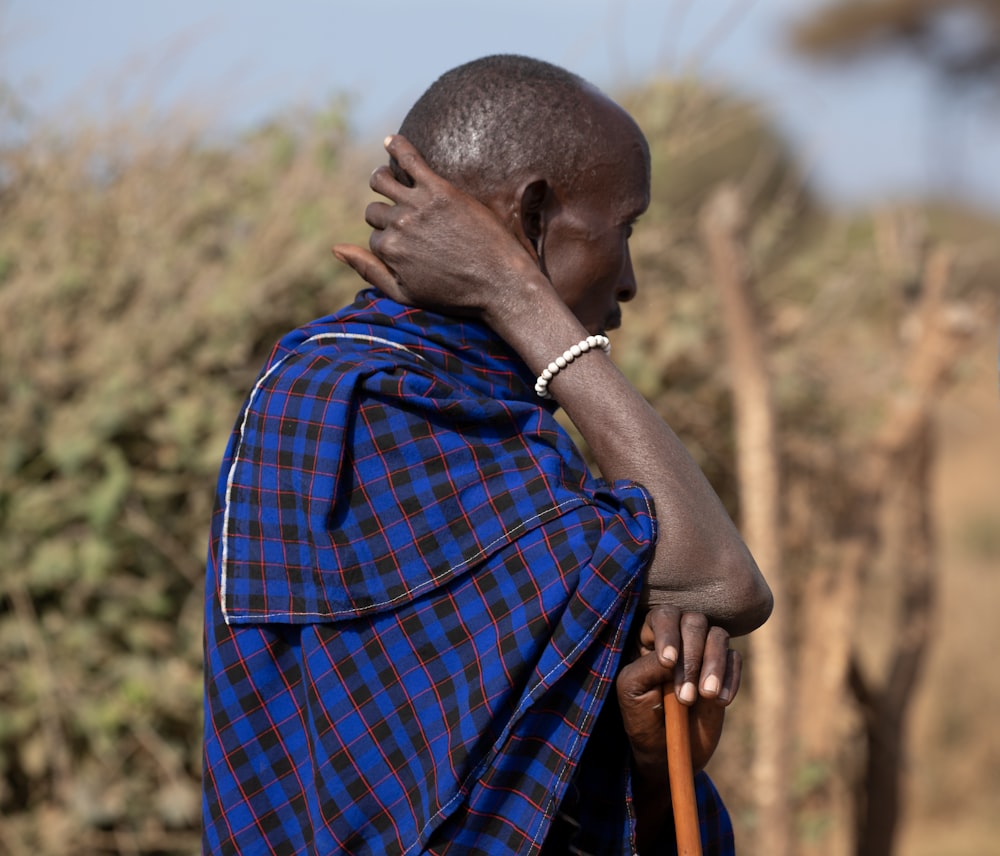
[617,649,674,708]
[384,134,437,188]
[676,612,708,705]
[364,200,394,230]
[367,223,407,278]
[616,654,672,766]
[369,163,409,201]
[717,648,742,706]
[642,604,682,671]
[698,625,731,699]
[331,244,399,295]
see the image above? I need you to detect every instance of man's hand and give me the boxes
[333,134,546,322]
[617,605,740,777]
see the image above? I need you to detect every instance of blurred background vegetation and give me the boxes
[1,2,998,854]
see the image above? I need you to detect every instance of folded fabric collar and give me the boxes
[222,289,585,624]
[270,289,547,408]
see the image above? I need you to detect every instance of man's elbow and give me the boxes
[642,541,774,635]
[719,546,773,636]
[735,575,773,636]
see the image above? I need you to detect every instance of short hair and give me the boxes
[397,54,619,198]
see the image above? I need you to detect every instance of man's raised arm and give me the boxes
[335,135,772,637]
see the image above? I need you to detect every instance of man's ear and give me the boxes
[513,178,551,262]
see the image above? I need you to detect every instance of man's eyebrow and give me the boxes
[625,198,650,222]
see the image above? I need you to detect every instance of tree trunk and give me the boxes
[846,246,961,854]
[700,185,793,856]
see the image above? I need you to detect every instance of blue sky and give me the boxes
[4,0,998,211]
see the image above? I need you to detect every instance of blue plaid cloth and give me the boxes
[203,289,735,854]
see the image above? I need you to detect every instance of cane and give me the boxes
[663,686,703,856]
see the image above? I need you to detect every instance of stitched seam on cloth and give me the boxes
[220,332,429,624]
[226,498,585,622]
[528,583,636,855]
[401,569,641,854]
[638,488,656,545]
[622,491,654,856]
[528,489,651,855]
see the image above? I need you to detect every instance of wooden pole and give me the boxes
[700,184,791,855]
[664,687,703,856]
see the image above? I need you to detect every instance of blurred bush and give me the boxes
[0,100,373,853]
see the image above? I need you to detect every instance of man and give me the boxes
[203,55,771,854]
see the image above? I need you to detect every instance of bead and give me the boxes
[535,334,612,400]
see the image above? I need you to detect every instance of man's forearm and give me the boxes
[486,278,772,635]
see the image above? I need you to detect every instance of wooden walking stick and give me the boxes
[663,686,703,856]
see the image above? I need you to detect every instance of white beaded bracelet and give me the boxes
[534,334,611,399]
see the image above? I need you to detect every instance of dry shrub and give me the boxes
[0,102,373,854]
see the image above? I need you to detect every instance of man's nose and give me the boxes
[617,253,638,303]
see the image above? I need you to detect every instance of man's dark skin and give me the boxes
[335,81,772,848]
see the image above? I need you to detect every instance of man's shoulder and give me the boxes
[256,307,430,390]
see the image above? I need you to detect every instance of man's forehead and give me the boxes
[584,99,650,177]
[576,128,651,208]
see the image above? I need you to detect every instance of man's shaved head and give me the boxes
[397,54,642,199]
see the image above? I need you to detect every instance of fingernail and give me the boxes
[680,682,697,704]
[384,135,393,147]
[662,645,678,664]
[703,675,720,696]
[719,686,732,702]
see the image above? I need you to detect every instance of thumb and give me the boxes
[332,244,400,296]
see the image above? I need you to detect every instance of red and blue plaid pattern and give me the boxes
[203,290,734,854]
